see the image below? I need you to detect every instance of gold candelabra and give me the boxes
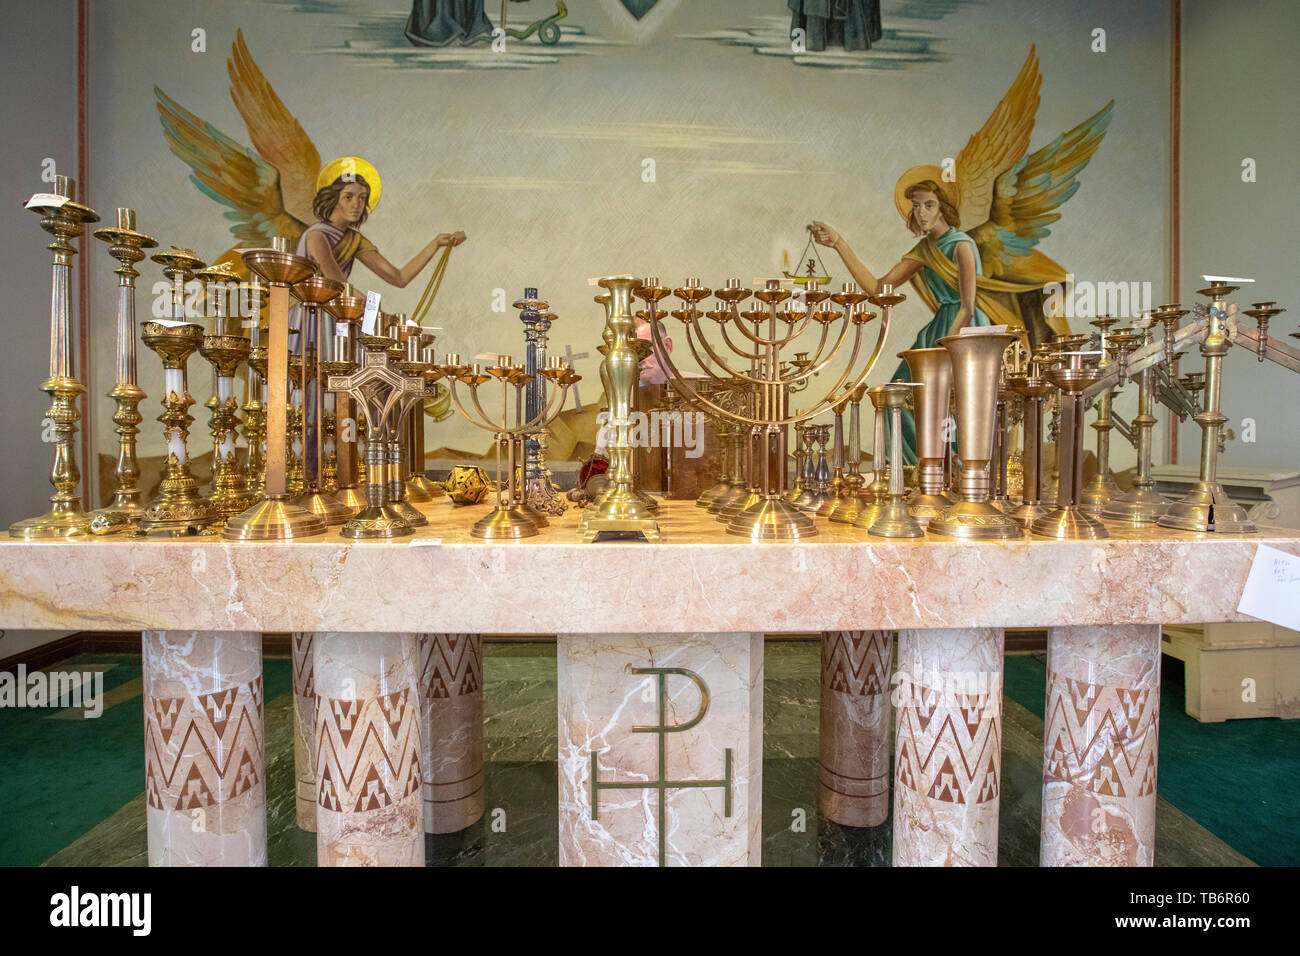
[292,274,350,526]
[223,237,326,540]
[323,286,366,510]
[1031,341,1107,539]
[1006,348,1055,528]
[436,352,579,540]
[651,276,898,541]
[10,176,100,540]
[88,207,157,534]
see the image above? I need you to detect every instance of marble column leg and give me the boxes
[558,632,763,867]
[417,633,485,834]
[893,627,1005,867]
[143,630,266,867]
[291,632,316,832]
[1041,624,1161,867]
[819,630,894,827]
[313,632,424,867]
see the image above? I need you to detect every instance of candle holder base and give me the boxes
[906,491,954,526]
[515,498,550,528]
[696,480,731,509]
[335,485,367,512]
[392,499,429,527]
[473,506,540,540]
[1031,505,1109,540]
[579,486,660,542]
[869,499,924,538]
[341,504,414,540]
[222,496,327,541]
[1007,500,1053,529]
[295,489,354,526]
[1078,474,1123,515]
[709,485,751,515]
[826,492,867,524]
[1102,486,1170,525]
[408,474,444,499]
[139,465,220,537]
[9,504,93,540]
[88,508,140,535]
[929,500,1023,540]
[718,489,762,521]
[1156,482,1256,533]
[725,495,817,541]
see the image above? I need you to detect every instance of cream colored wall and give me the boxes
[1178,0,1300,473]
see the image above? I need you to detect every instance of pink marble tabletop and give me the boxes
[0,498,1295,634]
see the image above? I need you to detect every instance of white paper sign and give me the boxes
[361,290,382,335]
[960,324,1010,335]
[25,193,69,210]
[1236,544,1300,631]
[409,537,443,547]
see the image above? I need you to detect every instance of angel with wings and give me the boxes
[155,29,466,285]
[809,46,1112,465]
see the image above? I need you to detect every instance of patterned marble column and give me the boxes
[558,632,763,866]
[1042,624,1161,867]
[313,632,423,867]
[291,632,316,831]
[893,627,1004,867]
[819,630,893,827]
[417,633,485,834]
[143,630,266,866]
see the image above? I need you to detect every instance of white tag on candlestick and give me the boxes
[25,193,70,210]
[361,290,382,335]
[1236,545,1300,631]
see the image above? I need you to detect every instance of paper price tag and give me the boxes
[361,290,382,335]
[25,193,69,210]
[1236,544,1300,631]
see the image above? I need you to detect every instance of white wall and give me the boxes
[1179,0,1300,472]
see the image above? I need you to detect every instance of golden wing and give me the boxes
[227,29,320,226]
[155,85,307,248]
[953,46,1042,230]
[970,101,1114,283]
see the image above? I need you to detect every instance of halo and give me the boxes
[316,156,382,212]
[894,165,959,223]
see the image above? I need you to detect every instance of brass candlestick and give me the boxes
[406,327,443,502]
[1159,280,1255,532]
[137,248,221,536]
[1006,352,1055,528]
[851,386,889,531]
[291,274,350,526]
[1031,348,1107,539]
[580,276,662,542]
[515,291,566,515]
[242,276,268,498]
[868,383,923,537]
[223,238,326,540]
[438,352,578,540]
[10,176,100,540]
[385,326,431,528]
[1103,322,1170,524]
[899,346,954,526]
[88,207,157,534]
[196,261,256,522]
[1077,318,1124,513]
[827,385,868,522]
[324,287,366,511]
[928,331,1022,539]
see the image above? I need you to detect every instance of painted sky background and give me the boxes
[87,0,1170,463]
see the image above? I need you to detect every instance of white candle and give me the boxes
[164,368,184,399]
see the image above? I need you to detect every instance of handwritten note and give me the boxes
[1237,545,1300,631]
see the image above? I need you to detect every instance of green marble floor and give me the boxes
[3,639,1291,866]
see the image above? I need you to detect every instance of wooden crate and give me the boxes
[1162,623,1300,722]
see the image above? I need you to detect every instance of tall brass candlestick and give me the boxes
[1103,324,1170,524]
[869,383,923,537]
[10,176,100,539]
[851,386,889,531]
[1006,352,1055,528]
[138,248,221,536]
[292,274,350,525]
[1158,281,1256,533]
[196,261,255,522]
[223,238,325,540]
[579,276,661,542]
[243,276,267,497]
[88,207,157,534]
[1032,349,1107,539]
[928,331,1022,539]
[899,346,954,526]
[324,286,366,510]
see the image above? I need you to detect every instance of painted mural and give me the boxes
[85,0,1171,472]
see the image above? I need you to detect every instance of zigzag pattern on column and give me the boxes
[315,688,422,814]
[1044,672,1160,799]
[292,633,314,697]
[822,630,892,696]
[895,679,1001,805]
[420,633,482,699]
[144,676,264,811]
